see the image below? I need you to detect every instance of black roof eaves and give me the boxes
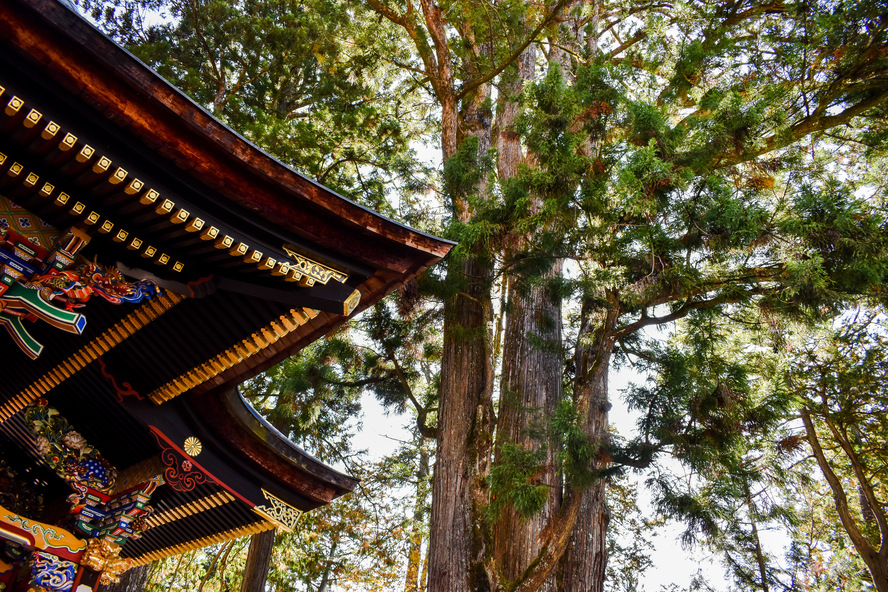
[227,386,359,493]
[33,0,455,251]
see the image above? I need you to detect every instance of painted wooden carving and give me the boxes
[2,403,167,590]
[0,310,43,359]
[0,555,15,592]
[24,261,159,310]
[0,194,58,251]
[0,221,160,359]
[154,433,208,492]
[0,223,78,299]
[0,504,136,591]
[0,504,86,562]
[23,402,117,494]
[30,551,77,592]
[69,477,163,545]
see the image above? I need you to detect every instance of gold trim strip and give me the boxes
[3,162,176,274]
[129,520,275,565]
[143,491,235,531]
[3,94,319,283]
[147,307,318,404]
[0,292,185,423]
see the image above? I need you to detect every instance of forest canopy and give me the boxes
[77,0,888,591]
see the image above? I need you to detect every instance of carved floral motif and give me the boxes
[150,429,209,492]
[23,402,117,493]
[183,437,202,457]
[252,490,303,532]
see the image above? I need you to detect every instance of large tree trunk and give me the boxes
[428,251,494,592]
[560,300,617,592]
[427,81,494,592]
[405,441,431,592]
[427,253,494,592]
[554,6,615,590]
[240,529,276,592]
[493,263,563,592]
[560,388,609,592]
[490,42,564,591]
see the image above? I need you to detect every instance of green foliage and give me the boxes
[358,294,443,430]
[142,462,413,592]
[74,0,888,589]
[242,337,363,459]
[488,442,549,521]
[790,311,888,552]
[632,307,888,591]
[549,399,604,489]
[606,475,665,592]
[75,0,436,212]
[488,398,617,522]
[144,539,250,592]
[786,478,873,592]
[269,465,411,592]
[626,309,807,590]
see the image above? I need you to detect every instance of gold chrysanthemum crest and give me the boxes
[183,437,202,457]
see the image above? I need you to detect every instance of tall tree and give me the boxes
[363,1,888,591]
[76,0,436,209]
[239,530,276,592]
[81,1,888,591]
[626,310,802,592]
[792,312,888,592]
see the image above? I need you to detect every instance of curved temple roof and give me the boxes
[0,0,452,564]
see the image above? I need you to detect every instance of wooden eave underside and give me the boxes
[0,71,369,304]
[0,0,451,558]
[0,4,453,404]
[120,481,276,564]
[0,0,452,277]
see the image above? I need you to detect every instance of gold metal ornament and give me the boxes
[183,437,202,457]
[81,538,133,584]
[252,489,303,532]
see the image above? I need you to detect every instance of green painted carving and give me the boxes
[23,402,117,494]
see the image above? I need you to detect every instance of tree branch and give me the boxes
[817,399,888,544]
[457,0,574,101]
[800,408,874,556]
[725,87,888,166]
[604,30,646,61]
[613,290,752,339]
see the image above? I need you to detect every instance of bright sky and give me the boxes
[355,362,731,592]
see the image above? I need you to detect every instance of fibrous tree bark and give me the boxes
[559,299,618,592]
[239,529,276,592]
[404,440,431,592]
[491,38,565,592]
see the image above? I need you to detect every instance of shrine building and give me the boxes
[0,0,452,590]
